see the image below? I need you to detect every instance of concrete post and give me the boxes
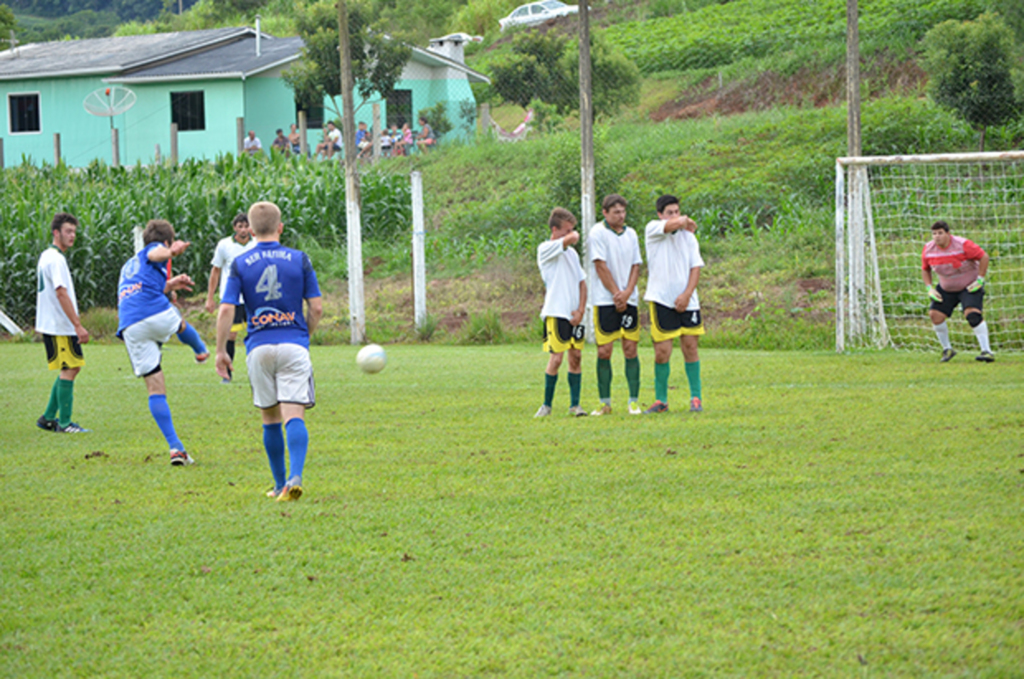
[170,123,179,165]
[298,110,308,158]
[372,102,382,162]
[53,133,61,166]
[111,128,120,168]
[236,117,245,156]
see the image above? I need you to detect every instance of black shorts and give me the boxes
[649,303,704,343]
[930,285,984,317]
[593,304,640,344]
[233,305,246,325]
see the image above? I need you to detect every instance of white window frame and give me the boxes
[8,91,42,135]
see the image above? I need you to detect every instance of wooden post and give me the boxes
[170,123,179,165]
[578,0,596,342]
[298,110,308,158]
[236,117,245,156]
[155,144,161,164]
[846,0,861,156]
[53,133,61,166]
[412,171,427,330]
[111,128,120,168]
[339,0,365,344]
[480,103,491,138]
[372,102,382,162]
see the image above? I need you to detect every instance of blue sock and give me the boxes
[285,418,309,482]
[262,423,287,491]
[148,394,183,451]
[176,322,207,356]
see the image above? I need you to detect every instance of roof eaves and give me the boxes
[119,27,253,71]
[106,72,246,84]
[243,53,304,78]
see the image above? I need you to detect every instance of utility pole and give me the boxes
[338,0,365,344]
[846,0,861,156]
[579,0,596,342]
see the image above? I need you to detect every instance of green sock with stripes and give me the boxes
[655,362,670,404]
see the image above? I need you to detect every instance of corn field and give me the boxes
[0,153,412,328]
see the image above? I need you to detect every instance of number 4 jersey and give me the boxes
[224,241,321,352]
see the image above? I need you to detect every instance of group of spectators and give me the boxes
[241,118,437,160]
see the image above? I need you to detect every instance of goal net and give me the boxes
[836,151,1024,353]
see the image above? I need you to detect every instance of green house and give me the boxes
[0,27,488,167]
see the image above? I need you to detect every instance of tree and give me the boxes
[489,31,640,118]
[0,5,16,46]
[922,12,1023,150]
[283,0,411,122]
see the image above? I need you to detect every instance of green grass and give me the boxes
[2,342,1022,676]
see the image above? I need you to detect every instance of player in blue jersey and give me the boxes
[117,219,210,466]
[215,201,323,502]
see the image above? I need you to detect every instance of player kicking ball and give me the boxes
[922,220,993,362]
[535,208,588,418]
[643,195,705,414]
[216,201,323,502]
[117,220,210,466]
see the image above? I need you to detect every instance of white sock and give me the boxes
[972,321,991,353]
[933,321,952,350]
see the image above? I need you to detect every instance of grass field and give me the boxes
[2,342,1022,676]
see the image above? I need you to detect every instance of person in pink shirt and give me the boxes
[921,220,992,362]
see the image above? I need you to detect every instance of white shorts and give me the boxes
[246,343,315,410]
[122,307,182,377]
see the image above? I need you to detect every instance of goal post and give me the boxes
[836,151,1024,353]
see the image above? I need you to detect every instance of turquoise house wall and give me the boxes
[243,70,297,156]
[122,79,243,165]
[1,75,118,166]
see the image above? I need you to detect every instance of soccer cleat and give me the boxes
[976,350,995,363]
[266,487,283,499]
[628,401,642,415]
[690,397,703,413]
[939,348,957,362]
[194,351,210,364]
[567,405,588,417]
[277,477,303,502]
[534,405,552,418]
[221,377,232,385]
[169,449,195,466]
[644,401,669,414]
[56,422,90,433]
[590,404,612,416]
[37,415,58,432]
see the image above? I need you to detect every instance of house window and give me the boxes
[296,100,324,130]
[386,89,412,128]
[9,93,40,133]
[171,91,205,131]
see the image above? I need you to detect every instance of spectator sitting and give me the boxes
[393,122,413,156]
[242,130,262,156]
[379,128,394,157]
[416,117,437,152]
[271,128,290,155]
[356,122,373,158]
[315,121,342,159]
[288,123,302,155]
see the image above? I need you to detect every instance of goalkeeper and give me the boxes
[921,220,993,362]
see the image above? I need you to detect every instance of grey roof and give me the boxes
[0,28,250,80]
[110,35,304,82]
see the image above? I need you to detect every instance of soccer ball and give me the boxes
[356,344,387,374]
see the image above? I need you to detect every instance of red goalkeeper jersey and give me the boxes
[922,235,985,292]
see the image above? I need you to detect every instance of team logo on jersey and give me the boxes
[118,282,142,302]
[251,306,297,329]
[119,256,140,285]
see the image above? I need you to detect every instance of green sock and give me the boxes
[567,371,582,407]
[655,362,670,404]
[56,378,75,428]
[44,377,60,420]
[544,373,558,407]
[597,358,612,401]
[625,356,640,400]
[685,360,702,400]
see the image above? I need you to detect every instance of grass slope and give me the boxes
[2,343,1022,676]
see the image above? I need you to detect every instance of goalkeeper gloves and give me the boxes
[967,276,986,293]
[927,285,942,302]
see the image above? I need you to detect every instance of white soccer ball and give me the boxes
[356,344,387,374]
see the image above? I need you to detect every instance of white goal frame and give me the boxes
[836,150,1024,352]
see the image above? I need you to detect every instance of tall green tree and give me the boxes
[489,31,640,118]
[922,12,1023,150]
[283,0,411,122]
[0,4,16,46]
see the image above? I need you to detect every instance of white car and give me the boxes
[498,1,579,31]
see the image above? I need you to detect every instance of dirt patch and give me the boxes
[652,54,926,122]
